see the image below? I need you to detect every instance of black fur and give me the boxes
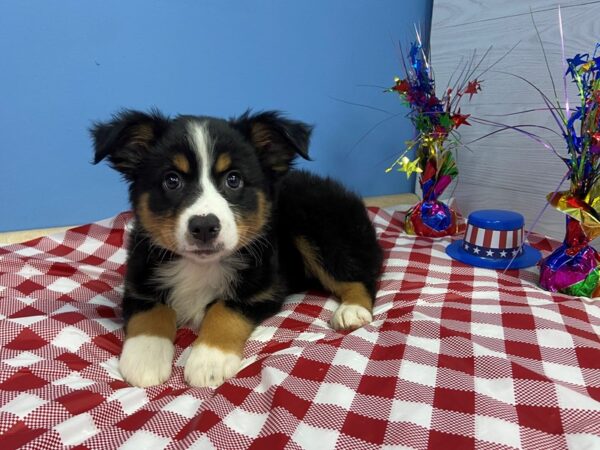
[277,170,382,297]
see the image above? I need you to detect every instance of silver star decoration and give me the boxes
[472,247,480,254]
[486,249,494,257]
[499,250,507,257]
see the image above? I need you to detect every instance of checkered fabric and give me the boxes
[1,209,600,449]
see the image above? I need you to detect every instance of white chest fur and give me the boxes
[155,256,242,328]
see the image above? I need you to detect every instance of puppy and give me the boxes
[92,109,382,387]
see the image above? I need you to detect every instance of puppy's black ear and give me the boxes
[231,110,313,176]
[91,109,170,179]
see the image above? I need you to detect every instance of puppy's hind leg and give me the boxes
[294,237,374,331]
[328,282,374,331]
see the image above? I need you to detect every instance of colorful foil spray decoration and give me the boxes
[538,44,600,297]
[386,36,482,237]
[489,9,600,297]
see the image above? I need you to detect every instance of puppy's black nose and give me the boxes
[188,214,221,243]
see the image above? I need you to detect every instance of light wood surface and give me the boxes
[0,194,419,245]
[363,193,418,208]
[431,0,597,240]
[0,226,74,245]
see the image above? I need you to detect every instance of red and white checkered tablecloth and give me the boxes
[1,208,600,449]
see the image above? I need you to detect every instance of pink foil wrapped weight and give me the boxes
[404,154,458,237]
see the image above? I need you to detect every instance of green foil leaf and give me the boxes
[563,267,600,298]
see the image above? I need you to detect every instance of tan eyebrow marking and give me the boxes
[173,153,190,174]
[215,153,232,174]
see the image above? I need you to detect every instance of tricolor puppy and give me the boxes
[92,109,382,387]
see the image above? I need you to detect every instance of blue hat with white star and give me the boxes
[446,210,541,270]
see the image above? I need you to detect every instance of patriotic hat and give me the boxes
[446,209,541,269]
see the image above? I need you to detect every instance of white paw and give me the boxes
[184,344,241,387]
[331,304,372,331]
[119,335,174,387]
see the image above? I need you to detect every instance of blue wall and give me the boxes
[0,0,432,231]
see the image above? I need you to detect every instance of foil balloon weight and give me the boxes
[404,152,458,237]
[385,37,483,237]
[540,217,600,297]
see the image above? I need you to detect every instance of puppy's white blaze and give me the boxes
[155,256,244,328]
[330,304,373,331]
[176,122,239,256]
[184,343,242,387]
[119,335,174,387]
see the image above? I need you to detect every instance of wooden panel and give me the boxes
[431,0,599,239]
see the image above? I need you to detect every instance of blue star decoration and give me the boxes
[566,53,589,76]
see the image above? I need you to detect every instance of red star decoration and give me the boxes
[393,79,410,93]
[463,79,481,99]
[452,111,471,128]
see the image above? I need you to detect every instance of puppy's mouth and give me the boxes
[190,248,219,256]
[182,242,226,260]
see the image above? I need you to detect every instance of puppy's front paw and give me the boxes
[331,304,372,331]
[184,343,241,387]
[119,335,174,387]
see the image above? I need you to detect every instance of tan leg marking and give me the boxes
[194,301,254,354]
[126,304,177,340]
[294,237,374,330]
[294,237,373,309]
[120,304,177,387]
[185,301,255,387]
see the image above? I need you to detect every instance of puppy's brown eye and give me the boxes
[225,171,243,190]
[163,171,183,190]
